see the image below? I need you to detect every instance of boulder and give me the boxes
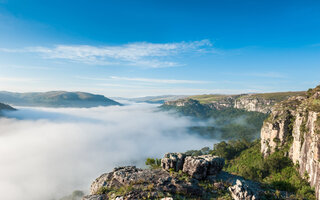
[82,194,107,200]
[228,179,259,200]
[182,155,224,180]
[161,153,186,171]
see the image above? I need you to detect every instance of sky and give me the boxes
[0,0,319,97]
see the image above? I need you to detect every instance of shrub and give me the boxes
[145,158,161,169]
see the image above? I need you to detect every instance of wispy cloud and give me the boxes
[77,76,210,84]
[0,77,37,82]
[109,76,210,84]
[245,72,285,78]
[224,72,285,78]
[0,40,213,68]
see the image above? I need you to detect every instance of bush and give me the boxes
[145,158,161,169]
[224,140,316,200]
[212,139,251,160]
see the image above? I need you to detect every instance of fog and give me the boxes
[0,102,217,200]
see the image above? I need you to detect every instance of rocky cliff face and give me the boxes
[234,96,276,113]
[261,86,320,199]
[164,92,303,114]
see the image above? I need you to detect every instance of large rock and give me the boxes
[228,179,259,200]
[87,166,202,199]
[182,155,224,180]
[161,153,186,171]
[90,166,142,195]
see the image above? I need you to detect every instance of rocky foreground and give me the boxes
[83,153,287,200]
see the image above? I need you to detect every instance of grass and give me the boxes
[188,94,233,104]
[188,91,304,104]
[224,141,316,200]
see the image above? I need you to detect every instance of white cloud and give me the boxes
[0,40,213,68]
[0,104,216,200]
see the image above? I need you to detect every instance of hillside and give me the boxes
[0,102,15,116]
[167,91,304,114]
[125,95,186,104]
[161,99,268,141]
[0,102,15,111]
[0,91,121,108]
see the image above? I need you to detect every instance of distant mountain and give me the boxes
[0,102,15,111]
[0,91,121,108]
[0,102,16,116]
[120,95,187,104]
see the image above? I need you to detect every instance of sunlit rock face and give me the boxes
[234,97,275,114]
[260,86,320,199]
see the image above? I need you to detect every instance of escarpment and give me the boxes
[164,91,303,114]
[261,85,320,199]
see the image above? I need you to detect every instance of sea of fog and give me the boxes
[0,102,217,200]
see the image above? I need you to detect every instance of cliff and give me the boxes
[261,86,320,199]
[165,91,304,114]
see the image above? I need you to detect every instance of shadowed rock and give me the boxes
[161,153,186,172]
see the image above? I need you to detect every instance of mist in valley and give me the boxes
[0,102,217,200]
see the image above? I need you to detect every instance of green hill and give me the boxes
[0,91,121,108]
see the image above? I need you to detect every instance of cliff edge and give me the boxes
[261,85,320,199]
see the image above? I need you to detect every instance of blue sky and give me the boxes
[0,0,319,97]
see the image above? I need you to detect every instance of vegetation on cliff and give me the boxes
[161,100,268,141]
[215,140,316,200]
[189,91,304,105]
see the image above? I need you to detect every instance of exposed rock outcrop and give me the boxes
[83,154,227,199]
[234,96,276,114]
[161,153,224,179]
[260,86,320,199]
[84,151,286,200]
[84,166,204,200]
